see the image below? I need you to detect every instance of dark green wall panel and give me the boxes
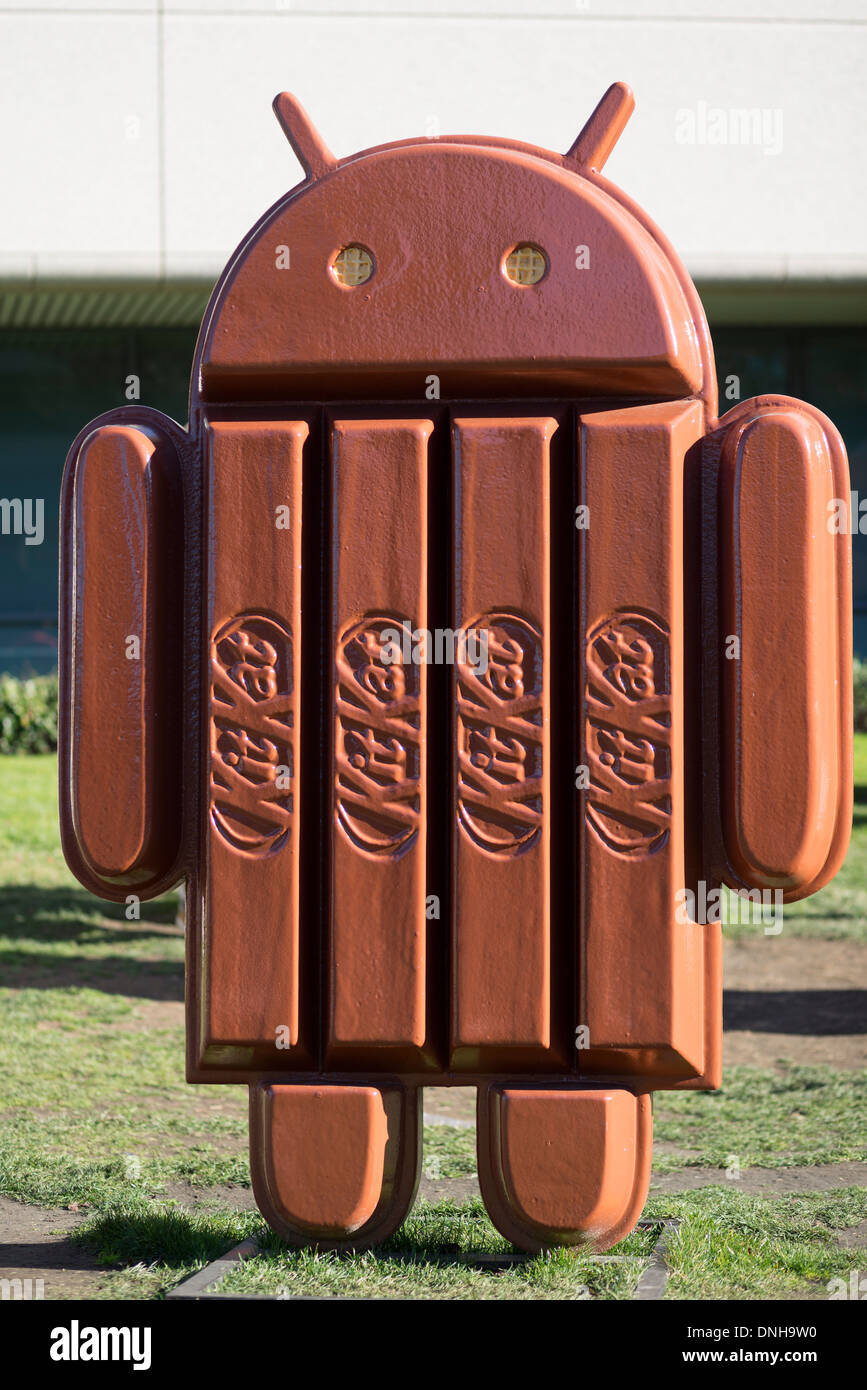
[0,328,198,673]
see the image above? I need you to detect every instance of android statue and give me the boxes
[58,84,852,1252]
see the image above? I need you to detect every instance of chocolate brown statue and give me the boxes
[58,85,852,1251]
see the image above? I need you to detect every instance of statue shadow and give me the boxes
[0,883,184,1001]
[723,988,866,1035]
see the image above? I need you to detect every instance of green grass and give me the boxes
[71,1198,656,1301]
[0,754,77,881]
[422,1123,477,1178]
[653,1187,867,1302]
[216,1201,656,1301]
[70,1202,265,1302]
[0,998,246,1210]
[654,1065,867,1170]
[65,1189,867,1302]
[0,756,240,1215]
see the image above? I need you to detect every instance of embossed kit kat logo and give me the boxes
[210,614,294,855]
[457,613,544,855]
[585,611,672,855]
[335,615,421,856]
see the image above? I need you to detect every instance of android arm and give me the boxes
[712,396,852,903]
[59,413,185,901]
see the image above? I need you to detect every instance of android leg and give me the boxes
[476,1085,652,1253]
[249,1081,421,1249]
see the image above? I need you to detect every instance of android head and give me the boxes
[195,86,711,406]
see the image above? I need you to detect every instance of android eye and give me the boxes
[331,244,374,287]
[503,243,548,286]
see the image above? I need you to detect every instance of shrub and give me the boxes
[0,672,58,753]
[854,658,867,734]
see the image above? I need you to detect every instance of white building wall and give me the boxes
[0,1,865,287]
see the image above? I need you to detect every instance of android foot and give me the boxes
[477,1086,652,1253]
[249,1082,421,1248]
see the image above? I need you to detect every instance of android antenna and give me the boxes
[273,92,338,181]
[566,82,635,173]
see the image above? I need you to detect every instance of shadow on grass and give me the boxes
[73,1198,645,1285]
[0,884,178,942]
[0,953,184,999]
[0,1234,103,1276]
[780,903,867,924]
[73,1203,254,1274]
[76,1213,533,1280]
[724,989,866,1034]
[0,884,183,998]
[64,1195,664,1303]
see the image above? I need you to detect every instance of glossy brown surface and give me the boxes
[251,1084,387,1237]
[478,1087,652,1252]
[719,404,849,896]
[250,1082,421,1247]
[451,418,556,1061]
[329,420,432,1056]
[579,401,707,1081]
[60,423,182,895]
[59,87,852,1253]
[202,421,306,1063]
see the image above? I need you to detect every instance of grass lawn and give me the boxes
[213,1188,867,1303]
[0,750,865,1299]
